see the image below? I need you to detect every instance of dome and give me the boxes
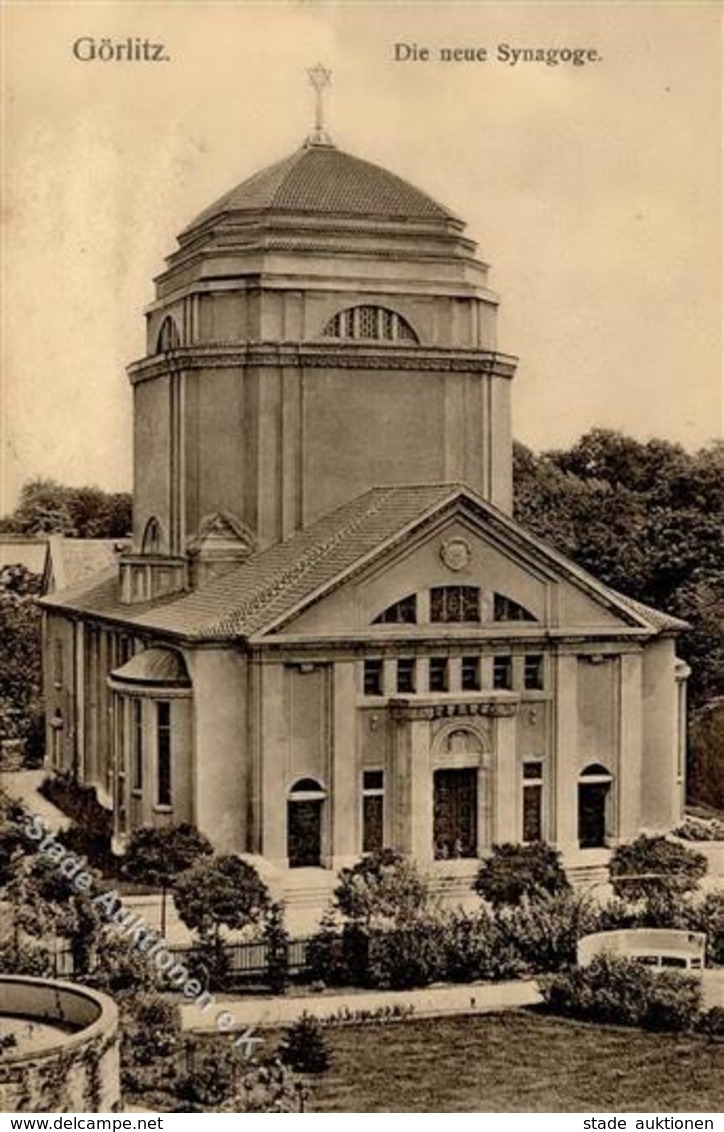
[109,647,190,688]
[184,142,460,233]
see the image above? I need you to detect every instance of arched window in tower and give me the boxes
[141,517,162,555]
[156,315,180,354]
[322,305,419,343]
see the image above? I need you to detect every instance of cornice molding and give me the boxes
[128,342,519,384]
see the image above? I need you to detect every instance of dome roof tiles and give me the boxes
[185,143,458,233]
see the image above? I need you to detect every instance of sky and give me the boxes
[2,1,722,513]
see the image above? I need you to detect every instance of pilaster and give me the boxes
[554,654,579,852]
[331,661,358,866]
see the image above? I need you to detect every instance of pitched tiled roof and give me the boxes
[43,484,687,641]
[185,144,457,232]
[45,536,128,593]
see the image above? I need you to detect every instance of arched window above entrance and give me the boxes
[579,764,613,781]
[288,778,327,800]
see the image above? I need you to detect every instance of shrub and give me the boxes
[440,909,525,983]
[304,909,347,987]
[540,953,702,1032]
[88,932,158,997]
[680,892,724,967]
[366,921,446,989]
[263,901,289,994]
[0,941,53,977]
[473,842,570,908]
[675,817,724,842]
[278,1013,330,1074]
[120,991,182,1067]
[609,835,707,923]
[178,1042,245,1108]
[186,933,233,992]
[495,889,599,973]
[334,849,430,928]
[221,1058,304,1113]
[697,1006,724,1038]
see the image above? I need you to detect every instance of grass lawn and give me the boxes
[307,1010,723,1113]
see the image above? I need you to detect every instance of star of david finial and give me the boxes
[306,63,333,147]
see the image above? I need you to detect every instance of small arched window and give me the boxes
[288,778,327,799]
[322,305,419,343]
[430,586,480,623]
[141,517,162,555]
[493,594,537,622]
[579,764,613,781]
[156,315,180,353]
[373,594,417,624]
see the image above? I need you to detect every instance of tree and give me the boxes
[609,835,707,924]
[11,854,103,974]
[3,478,131,538]
[122,823,213,936]
[173,854,269,952]
[333,849,431,929]
[278,1013,330,1074]
[473,842,570,908]
[263,901,289,994]
[0,566,42,752]
[513,433,724,708]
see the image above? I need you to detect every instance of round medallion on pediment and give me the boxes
[440,537,472,572]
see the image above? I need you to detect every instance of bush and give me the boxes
[87,933,158,997]
[680,892,724,967]
[263,901,289,994]
[474,842,570,908]
[495,889,599,973]
[0,942,53,977]
[304,910,348,987]
[120,991,182,1067]
[278,1013,330,1074]
[540,953,702,1032]
[221,1058,304,1113]
[366,921,446,989]
[440,910,526,983]
[186,934,233,992]
[334,849,430,928]
[178,1042,245,1108]
[609,835,707,923]
[697,1007,724,1038]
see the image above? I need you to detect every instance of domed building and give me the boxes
[42,109,688,902]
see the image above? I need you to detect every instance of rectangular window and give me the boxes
[493,655,512,689]
[429,657,449,692]
[396,657,416,694]
[362,770,385,853]
[522,760,543,842]
[430,586,480,623]
[524,654,544,690]
[363,659,384,696]
[53,641,63,688]
[132,699,143,791]
[156,701,171,806]
[461,655,481,691]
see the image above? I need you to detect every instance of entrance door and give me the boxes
[287,799,322,867]
[578,783,608,848]
[433,768,478,859]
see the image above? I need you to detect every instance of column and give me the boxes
[259,663,288,865]
[409,718,433,863]
[492,710,518,843]
[616,652,643,843]
[554,654,579,853]
[331,661,358,868]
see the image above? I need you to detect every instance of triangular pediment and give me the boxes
[248,485,674,640]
